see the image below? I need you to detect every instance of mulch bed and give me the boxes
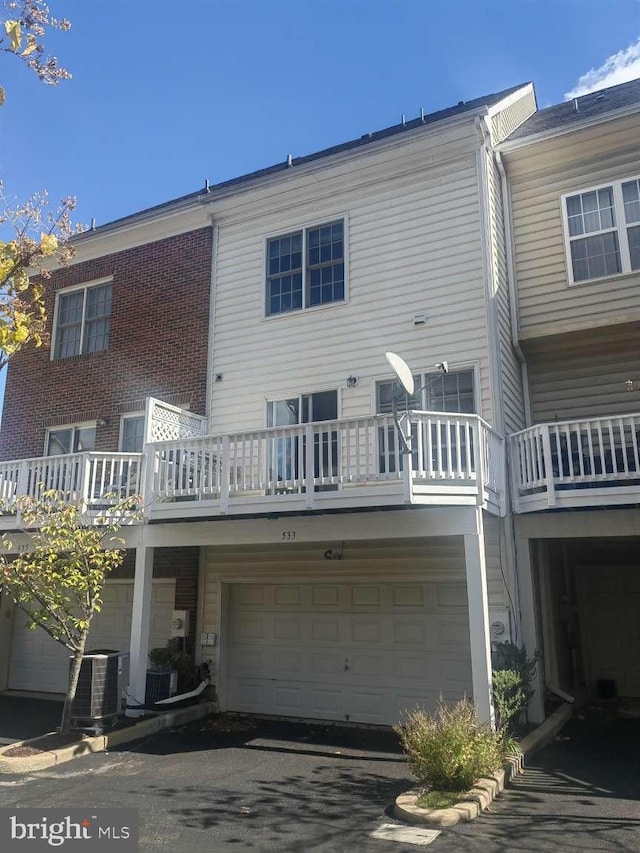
[3,732,86,758]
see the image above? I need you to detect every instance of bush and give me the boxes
[394,698,504,792]
[148,646,196,691]
[492,643,539,734]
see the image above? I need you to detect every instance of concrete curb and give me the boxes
[393,702,573,827]
[0,701,216,774]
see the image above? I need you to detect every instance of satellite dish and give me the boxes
[385,351,414,396]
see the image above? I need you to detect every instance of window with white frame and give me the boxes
[376,369,475,474]
[266,220,345,315]
[563,178,640,283]
[53,280,112,359]
[46,423,96,456]
[120,415,145,453]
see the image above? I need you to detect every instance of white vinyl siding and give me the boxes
[506,114,640,340]
[526,324,640,423]
[208,126,494,435]
[485,152,525,434]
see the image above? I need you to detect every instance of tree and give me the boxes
[0,188,77,370]
[0,0,71,98]
[0,1,76,369]
[0,492,141,735]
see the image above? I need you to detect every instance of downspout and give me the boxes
[475,117,523,645]
[474,115,505,435]
[495,150,532,426]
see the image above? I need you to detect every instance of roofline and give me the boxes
[498,100,640,153]
[73,84,532,244]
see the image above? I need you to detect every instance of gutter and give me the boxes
[498,102,640,153]
[495,150,531,426]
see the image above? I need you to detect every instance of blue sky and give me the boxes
[1,0,640,416]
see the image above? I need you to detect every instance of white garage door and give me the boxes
[579,567,640,698]
[8,580,176,693]
[227,582,472,726]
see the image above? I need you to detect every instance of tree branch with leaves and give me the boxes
[0,491,142,735]
[0,1,77,370]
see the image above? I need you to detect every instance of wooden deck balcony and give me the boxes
[510,413,640,513]
[0,413,505,527]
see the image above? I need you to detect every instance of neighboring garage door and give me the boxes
[227,582,472,726]
[578,567,640,698]
[8,580,176,693]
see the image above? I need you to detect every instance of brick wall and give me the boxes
[0,228,212,459]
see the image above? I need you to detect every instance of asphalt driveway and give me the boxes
[0,694,63,743]
[0,707,638,851]
[0,718,414,852]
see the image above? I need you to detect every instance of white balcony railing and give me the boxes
[0,452,143,509]
[510,413,640,512]
[148,412,504,516]
[0,413,505,526]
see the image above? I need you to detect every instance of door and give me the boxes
[226,581,472,725]
[267,390,338,489]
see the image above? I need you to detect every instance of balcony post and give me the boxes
[142,446,155,518]
[220,435,230,513]
[305,424,315,509]
[463,506,495,727]
[126,539,154,718]
[16,460,28,499]
[474,421,485,507]
[80,452,92,512]
[540,425,556,508]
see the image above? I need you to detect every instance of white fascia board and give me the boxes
[498,102,640,153]
[485,83,536,118]
[69,203,213,266]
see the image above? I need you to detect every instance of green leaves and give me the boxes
[0,490,141,653]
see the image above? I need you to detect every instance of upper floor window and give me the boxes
[53,280,112,359]
[120,415,145,453]
[563,178,640,284]
[266,220,345,316]
[46,423,96,456]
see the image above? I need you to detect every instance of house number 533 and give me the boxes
[281,530,296,541]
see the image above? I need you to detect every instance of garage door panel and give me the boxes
[227,581,472,725]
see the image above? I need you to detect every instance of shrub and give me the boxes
[148,646,196,691]
[492,669,525,733]
[492,643,539,734]
[394,698,504,792]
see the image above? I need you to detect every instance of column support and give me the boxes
[515,535,545,723]
[126,537,154,718]
[463,507,495,727]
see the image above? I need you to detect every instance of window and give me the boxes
[53,280,112,358]
[120,416,145,453]
[266,220,345,315]
[563,178,640,283]
[46,423,96,456]
[376,369,476,474]
[266,390,338,488]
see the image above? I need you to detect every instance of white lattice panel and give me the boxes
[148,399,207,442]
